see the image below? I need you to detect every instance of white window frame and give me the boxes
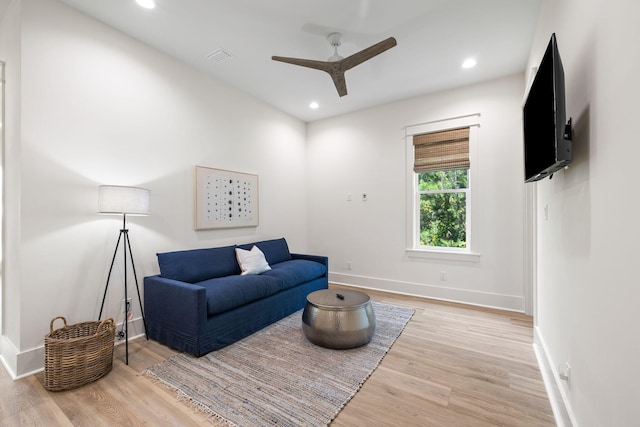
[405,114,481,262]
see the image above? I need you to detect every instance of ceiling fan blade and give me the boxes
[340,37,397,71]
[272,55,347,96]
[271,56,331,72]
[329,72,348,97]
[272,36,396,98]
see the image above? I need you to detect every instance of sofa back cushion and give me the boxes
[237,238,292,265]
[157,245,240,283]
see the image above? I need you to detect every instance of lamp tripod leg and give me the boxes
[98,231,124,320]
[125,231,148,339]
[124,229,128,365]
[98,221,147,365]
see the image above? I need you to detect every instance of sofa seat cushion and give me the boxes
[200,274,281,316]
[262,260,327,291]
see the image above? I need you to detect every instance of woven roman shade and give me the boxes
[413,127,470,173]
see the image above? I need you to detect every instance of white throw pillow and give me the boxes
[235,245,272,275]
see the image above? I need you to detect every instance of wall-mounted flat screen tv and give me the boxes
[523,33,572,183]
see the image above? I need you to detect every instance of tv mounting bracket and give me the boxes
[549,118,573,180]
[563,118,573,141]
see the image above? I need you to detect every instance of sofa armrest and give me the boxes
[144,275,207,336]
[291,253,329,275]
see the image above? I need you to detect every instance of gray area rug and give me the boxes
[144,301,414,426]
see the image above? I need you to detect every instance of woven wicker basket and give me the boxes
[44,316,115,391]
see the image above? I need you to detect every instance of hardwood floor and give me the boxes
[331,286,555,427]
[0,285,555,426]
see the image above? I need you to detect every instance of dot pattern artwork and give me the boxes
[205,176,254,222]
[194,166,258,230]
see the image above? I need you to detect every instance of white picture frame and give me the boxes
[194,166,259,230]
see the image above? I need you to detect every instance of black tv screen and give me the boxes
[523,33,572,182]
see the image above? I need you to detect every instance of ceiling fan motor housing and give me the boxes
[327,32,342,47]
[327,33,343,61]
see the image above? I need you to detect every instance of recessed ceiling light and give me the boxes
[136,0,156,9]
[309,102,319,109]
[462,58,477,69]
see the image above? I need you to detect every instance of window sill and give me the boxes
[406,248,480,263]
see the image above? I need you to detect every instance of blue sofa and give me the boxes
[143,238,328,356]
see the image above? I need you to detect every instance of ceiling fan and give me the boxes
[272,33,397,97]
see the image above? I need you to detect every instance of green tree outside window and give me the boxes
[418,169,468,248]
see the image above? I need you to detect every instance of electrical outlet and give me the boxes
[121,298,132,313]
[559,362,571,381]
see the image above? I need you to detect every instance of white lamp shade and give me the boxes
[98,185,150,215]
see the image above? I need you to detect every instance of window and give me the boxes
[405,115,480,261]
[418,169,469,248]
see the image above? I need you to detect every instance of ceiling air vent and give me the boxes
[206,48,233,63]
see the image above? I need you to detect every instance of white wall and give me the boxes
[530,0,640,425]
[2,0,308,377]
[0,0,24,375]
[306,74,528,312]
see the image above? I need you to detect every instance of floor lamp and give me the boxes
[98,185,150,365]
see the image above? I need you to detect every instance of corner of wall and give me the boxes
[0,334,19,379]
[533,326,577,427]
[1,335,44,379]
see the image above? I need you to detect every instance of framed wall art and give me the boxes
[194,166,259,230]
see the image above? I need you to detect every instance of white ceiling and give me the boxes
[55,0,540,122]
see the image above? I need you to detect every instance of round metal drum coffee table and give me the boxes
[302,289,376,349]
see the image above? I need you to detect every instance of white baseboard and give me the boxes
[329,272,525,312]
[533,326,577,427]
[0,317,146,379]
[113,317,147,347]
[0,335,18,379]
[0,335,43,380]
